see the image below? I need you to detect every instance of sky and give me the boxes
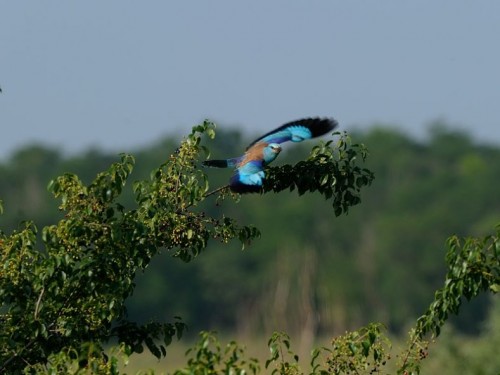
[1,1,500,160]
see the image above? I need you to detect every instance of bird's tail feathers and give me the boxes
[202,158,240,168]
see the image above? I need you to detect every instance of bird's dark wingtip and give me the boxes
[305,117,339,138]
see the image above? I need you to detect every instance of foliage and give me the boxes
[170,331,260,375]
[421,297,500,374]
[20,342,131,375]
[0,121,372,373]
[264,133,374,216]
[312,323,390,375]
[416,229,500,337]
[171,225,499,375]
[266,332,301,375]
[397,226,500,374]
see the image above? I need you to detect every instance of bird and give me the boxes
[203,117,338,193]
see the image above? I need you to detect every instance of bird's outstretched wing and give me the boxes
[246,117,338,149]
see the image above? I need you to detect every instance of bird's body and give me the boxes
[203,117,338,193]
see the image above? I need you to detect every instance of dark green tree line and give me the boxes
[1,123,500,337]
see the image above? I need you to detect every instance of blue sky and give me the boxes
[1,1,499,159]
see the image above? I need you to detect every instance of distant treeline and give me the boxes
[1,123,499,337]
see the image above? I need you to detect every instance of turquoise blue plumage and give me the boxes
[203,118,338,193]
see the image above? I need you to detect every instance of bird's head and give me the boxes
[263,143,282,164]
[269,143,282,153]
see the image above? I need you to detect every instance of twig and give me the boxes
[34,287,45,320]
[175,185,230,214]
[399,330,420,372]
[204,185,230,198]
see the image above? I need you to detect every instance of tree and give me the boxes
[0,121,372,373]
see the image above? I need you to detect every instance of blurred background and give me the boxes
[1,1,500,373]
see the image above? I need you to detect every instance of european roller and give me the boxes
[203,117,338,193]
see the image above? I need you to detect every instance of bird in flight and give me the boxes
[203,117,338,193]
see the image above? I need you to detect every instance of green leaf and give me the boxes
[361,340,370,357]
[489,283,500,293]
[348,342,357,355]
